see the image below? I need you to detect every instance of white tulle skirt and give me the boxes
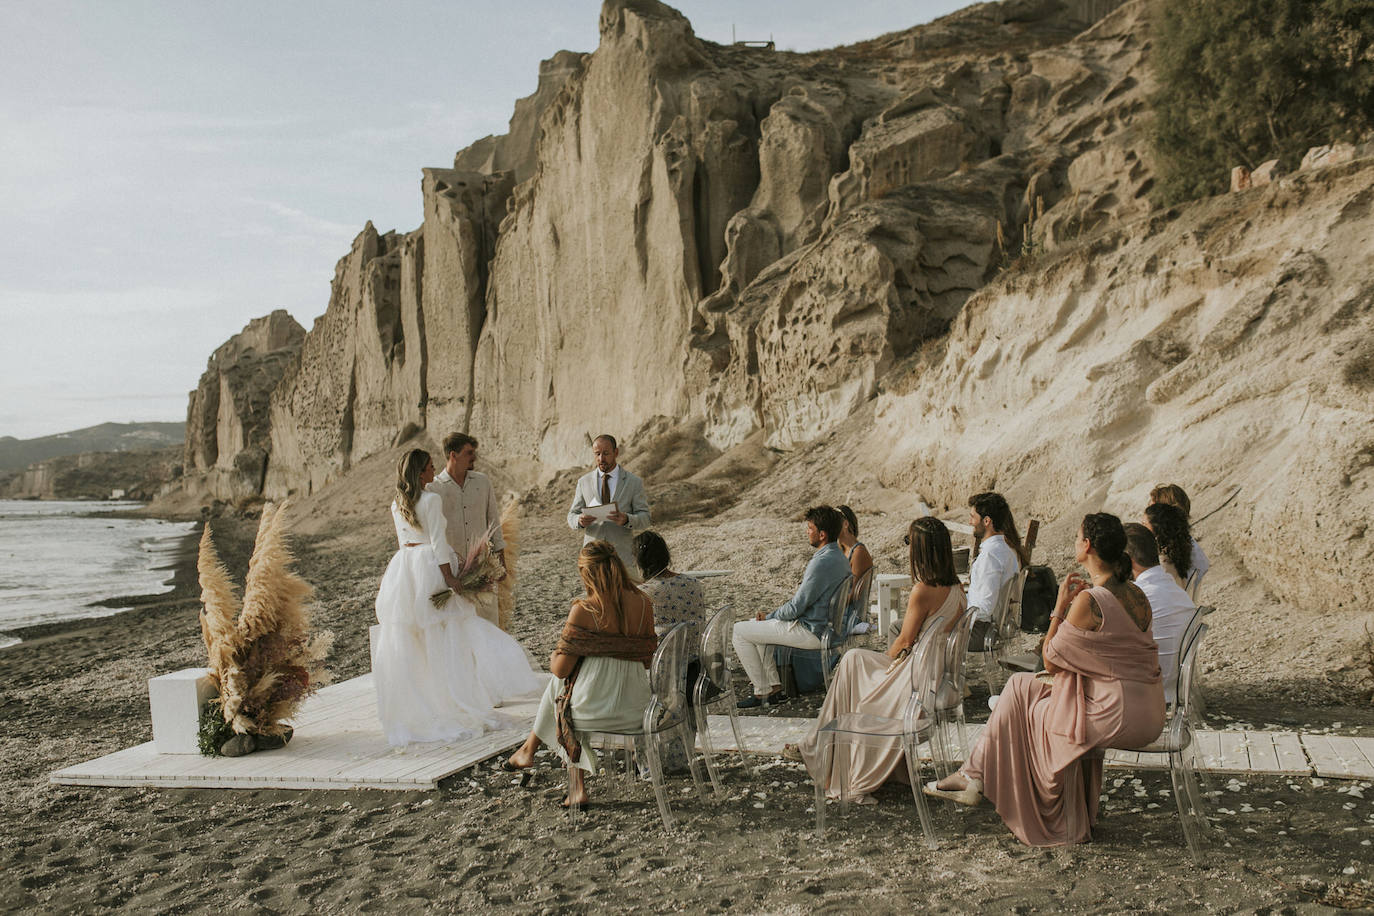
[372,544,544,747]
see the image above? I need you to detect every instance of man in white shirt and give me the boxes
[567,434,651,565]
[965,491,1025,652]
[427,432,504,626]
[1125,522,1195,704]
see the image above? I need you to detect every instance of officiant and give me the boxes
[567,434,651,565]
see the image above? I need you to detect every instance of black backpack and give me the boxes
[1019,565,1059,633]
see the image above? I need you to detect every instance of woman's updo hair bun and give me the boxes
[1081,512,1132,582]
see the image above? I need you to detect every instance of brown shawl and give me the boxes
[553,623,658,763]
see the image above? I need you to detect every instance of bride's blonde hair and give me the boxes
[577,540,637,629]
[394,448,430,528]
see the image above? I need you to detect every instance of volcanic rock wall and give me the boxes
[183,310,303,502]
[249,0,1144,496]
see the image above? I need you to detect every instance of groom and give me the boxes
[428,431,504,626]
[567,434,651,565]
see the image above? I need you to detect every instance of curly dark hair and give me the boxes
[1144,502,1193,581]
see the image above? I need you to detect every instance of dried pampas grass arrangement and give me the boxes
[497,499,519,631]
[197,501,333,739]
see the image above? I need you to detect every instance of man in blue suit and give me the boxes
[732,505,851,708]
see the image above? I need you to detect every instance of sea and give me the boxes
[0,500,197,649]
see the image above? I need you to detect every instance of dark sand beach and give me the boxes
[2,506,1373,914]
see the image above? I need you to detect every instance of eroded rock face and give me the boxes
[869,159,1374,619]
[222,0,1163,487]
[182,310,303,501]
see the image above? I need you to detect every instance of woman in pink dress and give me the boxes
[924,512,1165,846]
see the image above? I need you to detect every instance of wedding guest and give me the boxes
[1143,502,1193,589]
[373,449,542,747]
[836,505,874,582]
[634,530,707,639]
[966,492,1028,651]
[634,530,708,774]
[1149,483,1209,584]
[791,517,965,803]
[924,513,1165,846]
[567,434,652,565]
[505,541,656,808]
[732,506,851,708]
[428,431,504,626]
[1124,523,1195,704]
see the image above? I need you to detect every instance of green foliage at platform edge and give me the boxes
[197,698,234,757]
[1149,0,1374,205]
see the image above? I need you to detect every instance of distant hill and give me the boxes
[0,422,184,473]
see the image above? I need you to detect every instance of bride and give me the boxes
[372,448,543,746]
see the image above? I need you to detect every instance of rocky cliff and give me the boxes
[252,0,1149,492]
[181,310,304,502]
[173,0,1373,624]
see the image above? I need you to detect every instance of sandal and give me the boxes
[782,743,803,762]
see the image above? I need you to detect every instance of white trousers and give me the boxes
[732,618,822,694]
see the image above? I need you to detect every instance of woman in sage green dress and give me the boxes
[505,540,656,807]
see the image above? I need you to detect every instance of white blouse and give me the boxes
[391,491,460,570]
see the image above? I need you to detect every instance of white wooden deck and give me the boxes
[50,674,547,791]
[703,718,1374,779]
[50,677,1374,791]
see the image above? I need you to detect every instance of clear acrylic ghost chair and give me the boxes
[777,575,853,694]
[979,569,1027,696]
[821,567,875,683]
[930,604,980,776]
[567,623,705,828]
[695,603,750,796]
[1133,615,1212,863]
[810,607,953,847]
[1185,567,1206,603]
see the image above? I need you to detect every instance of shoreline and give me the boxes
[0,516,202,650]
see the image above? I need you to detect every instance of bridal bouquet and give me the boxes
[430,522,506,609]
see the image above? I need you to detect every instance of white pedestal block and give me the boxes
[149,667,218,754]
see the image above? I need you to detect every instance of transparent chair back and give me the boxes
[695,604,750,795]
[778,574,852,693]
[1148,615,1212,862]
[565,622,705,829]
[932,604,979,771]
[810,607,951,846]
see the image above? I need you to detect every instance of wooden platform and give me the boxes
[706,717,1374,779]
[50,677,1374,791]
[50,674,547,791]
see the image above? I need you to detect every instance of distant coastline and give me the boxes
[0,500,198,649]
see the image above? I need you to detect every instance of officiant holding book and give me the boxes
[567,434,651,566]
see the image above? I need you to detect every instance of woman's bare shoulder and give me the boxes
[568,598,598,627]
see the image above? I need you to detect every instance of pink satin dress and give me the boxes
[963,585,1165,846]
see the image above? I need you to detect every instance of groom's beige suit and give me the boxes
[566,466,651,565]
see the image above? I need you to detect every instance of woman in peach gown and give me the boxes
[793,517,965,802]
[925,512,1165,846]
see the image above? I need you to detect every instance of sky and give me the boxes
[0,0,967,440]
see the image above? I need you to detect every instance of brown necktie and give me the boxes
[600,472,611,505]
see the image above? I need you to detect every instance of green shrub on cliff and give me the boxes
[1150,0,1374,204]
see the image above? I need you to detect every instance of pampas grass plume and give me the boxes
[497,499,519,631]
[197,523,240,685]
